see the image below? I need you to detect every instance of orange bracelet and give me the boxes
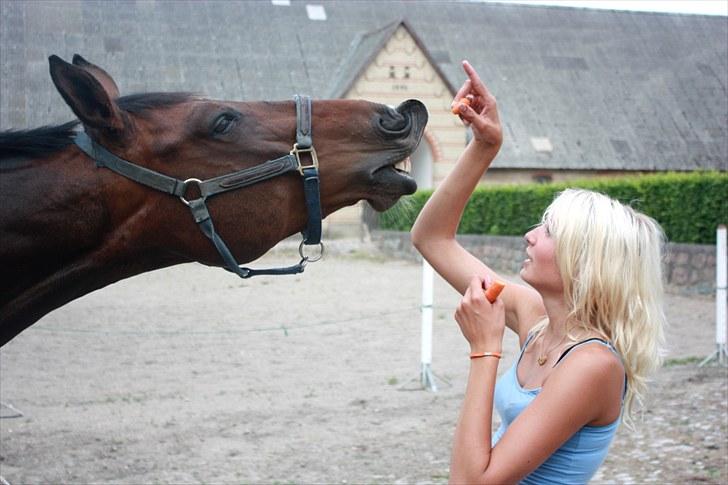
[469,351,502,360]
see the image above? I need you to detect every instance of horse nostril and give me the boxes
[378,110,411,134]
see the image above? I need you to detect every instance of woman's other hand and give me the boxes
[455,276,506,353]
[452,60,503,152]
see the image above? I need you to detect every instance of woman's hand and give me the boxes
[452,60,503,152]
[455,276,506,353]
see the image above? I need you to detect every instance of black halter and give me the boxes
[73,95,323,278]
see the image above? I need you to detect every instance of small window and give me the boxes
[533,173,553,184]
[389,66,396,79]
[530,137,553,153]
[306,4,327,20]
[404,66,410,79]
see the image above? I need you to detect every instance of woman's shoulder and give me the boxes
[547,340,625,419]
[556,336,621,363]
[542,338,625,397]
[557,340,624,374]
[536,337,624,391]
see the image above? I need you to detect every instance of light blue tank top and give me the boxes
[493,333,624,484]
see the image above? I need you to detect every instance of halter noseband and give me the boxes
[73,95,323,278]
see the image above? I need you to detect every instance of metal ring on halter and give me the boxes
[299,240,324,263]
[179,178,203,207]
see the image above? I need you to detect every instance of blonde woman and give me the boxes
[411,61,666,484]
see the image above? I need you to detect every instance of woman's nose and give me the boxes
[524,230,534,245]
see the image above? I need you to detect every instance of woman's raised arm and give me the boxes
[411,61,543,341]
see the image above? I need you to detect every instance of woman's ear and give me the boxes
[49,55,125,132]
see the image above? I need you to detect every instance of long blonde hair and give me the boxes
[539,188,667,426]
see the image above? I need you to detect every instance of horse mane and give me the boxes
[0,121,81,161]
[0,92,196,161]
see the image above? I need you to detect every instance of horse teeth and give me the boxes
[394,157,411,173]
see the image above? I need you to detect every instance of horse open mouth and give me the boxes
[365,99,426,211]
[368,156,417,211]
[385,156,413,180]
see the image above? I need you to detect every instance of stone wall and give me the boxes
[371,230,719,294]
[665,242,718,293]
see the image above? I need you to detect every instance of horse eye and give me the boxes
[212,114,237,135]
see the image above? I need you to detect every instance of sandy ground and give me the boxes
[0,240,726,484]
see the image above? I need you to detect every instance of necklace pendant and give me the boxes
[537,355,548,366]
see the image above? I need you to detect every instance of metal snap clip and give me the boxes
[179,178,203,206]
[299,240,324,263]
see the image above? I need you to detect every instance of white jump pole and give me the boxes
[419,156,437,391]
[700,224,727,367]
[421,259,437,390]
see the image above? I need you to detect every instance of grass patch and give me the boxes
[663,356,703,367]
[344,249,389,263]
[430,472,450,481]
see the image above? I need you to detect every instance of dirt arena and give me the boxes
[1,240,726,484]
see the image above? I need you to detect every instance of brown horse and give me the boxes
[0,55,427,347]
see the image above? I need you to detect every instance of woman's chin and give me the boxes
[520,266,540,290]
[519,260,531,278]
[519,267,530,284]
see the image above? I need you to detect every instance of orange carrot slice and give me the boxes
[484,280,506,303]
[451,96,471,115]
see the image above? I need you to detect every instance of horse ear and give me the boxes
[71,54,121,99]
[49,55,125,132]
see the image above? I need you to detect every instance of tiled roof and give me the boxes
[1,0,726,171]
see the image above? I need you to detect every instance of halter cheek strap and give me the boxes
[73,95,323,278]
[293,94,322,246]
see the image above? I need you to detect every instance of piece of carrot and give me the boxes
[451,96,471,115]
[484,280,506,303]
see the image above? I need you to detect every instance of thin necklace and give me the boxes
[537,332,568,366]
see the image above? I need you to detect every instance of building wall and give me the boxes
[326,25,467,237]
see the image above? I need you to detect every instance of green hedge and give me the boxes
[379,172,728,244]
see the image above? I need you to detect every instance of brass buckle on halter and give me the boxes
[290,143,319,176]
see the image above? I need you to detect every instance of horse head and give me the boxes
[48,54,427,266]
[0,54,428,345]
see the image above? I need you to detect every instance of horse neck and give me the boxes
[0,148,183,345]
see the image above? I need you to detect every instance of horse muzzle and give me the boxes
[366,100,428,211]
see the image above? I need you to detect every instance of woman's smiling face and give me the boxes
[520,223,563,295]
